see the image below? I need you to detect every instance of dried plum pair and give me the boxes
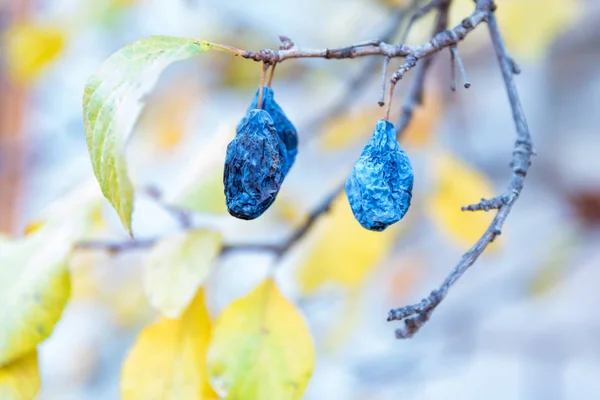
[224,85,413,232]
[224,87,298,220]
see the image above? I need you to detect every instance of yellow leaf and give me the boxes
[144,230,222,318]
[496,0,579,60]
[121,288,216,400]
[207,279,314,400]
[297,193,401,294]
[0,351,40,400]
[0,183,100,366]
[23,220,44,236]
[426,150,495,248]
[449,0,579,59]
[0,231,72,366]
[1,22,65,84]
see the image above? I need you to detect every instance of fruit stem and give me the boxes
[267,62,277,87]
[257,63,269,109]
[384,82,396,121]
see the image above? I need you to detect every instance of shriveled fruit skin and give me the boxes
[239,87,298,176]
[346,119,413,231]
[224,109,286,220]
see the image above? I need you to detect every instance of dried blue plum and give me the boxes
[238,87,298,175]
[345,119,414,231]
[224,109,286,220]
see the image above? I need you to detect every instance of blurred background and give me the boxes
[1,0,600,399]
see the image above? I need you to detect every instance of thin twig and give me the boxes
[450,45,471,88]
[75,238,156,253]
[388,0,534,339]
[400,0,446,44]
[450,47,457,91]
[462,195,509,211]
[145,185,192,229]
[378,56,391,107]
[389,3,487,85]
[396,0,449,135]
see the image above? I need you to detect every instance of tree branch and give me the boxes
[238,2,488,79]
[387,0,534,339]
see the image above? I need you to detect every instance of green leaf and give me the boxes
[143,230,222,318]
[0,351,40,400]
[83,36,212,235]
[207,279,315,400]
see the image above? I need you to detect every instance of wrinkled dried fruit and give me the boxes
[224,109,286,220]
[239,87,298,175]
[346,119,413,231]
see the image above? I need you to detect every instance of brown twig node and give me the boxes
[278,35,295,50]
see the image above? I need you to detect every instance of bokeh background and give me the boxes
[1,0,600,399]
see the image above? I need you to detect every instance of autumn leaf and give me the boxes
[207,279,314,400]
[297,193,403,294]
[83,36,213,234]
[495,0,579,59]
[143,230,222,318]
[426,150,496,248]
[1,22,65,84]
[121,288,216,399]
[0,351,40,400]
